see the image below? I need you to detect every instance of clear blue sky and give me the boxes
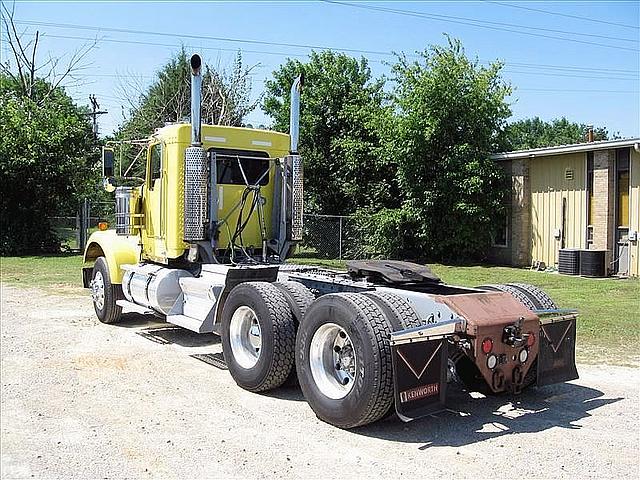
[3,0,639,139]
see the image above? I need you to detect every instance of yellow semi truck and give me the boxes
[83,54,579,428]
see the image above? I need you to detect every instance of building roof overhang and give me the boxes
[491,137,640,161]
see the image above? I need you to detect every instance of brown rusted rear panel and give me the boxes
[436,292,537,333]
[436,292,540,393]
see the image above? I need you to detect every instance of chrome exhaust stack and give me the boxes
[289,75,303,154]
[184,53,208,243]
[288,75,304,243]
[190,54,203,146]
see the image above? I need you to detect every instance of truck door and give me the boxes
[143,142,167,262]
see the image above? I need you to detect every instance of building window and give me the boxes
[616,148,630,228]
[492,209,509,247]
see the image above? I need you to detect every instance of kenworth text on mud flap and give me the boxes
[82,54,579,429]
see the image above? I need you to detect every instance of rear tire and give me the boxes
[273,281,315,325]
[363,291,423,331]
[91,257,123,324]
[296,293,394,428]
[273,281,316,386]
[506,283,558,310]
[221,282,296,392]
[476,284,538,311]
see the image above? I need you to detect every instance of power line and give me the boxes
[489,1,640,30]
[15,19,397,58]
[32,32,640,78]
[516,88,637,94]
[322,1,640,52]
[498,61,637,75]
[39,33,315,61]
[502,69,637,81]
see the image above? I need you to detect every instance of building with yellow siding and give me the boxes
[489,137,640,277]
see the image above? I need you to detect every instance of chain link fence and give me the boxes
[48,200,115,252]
[53,202,366,260]
[293,214,367,260]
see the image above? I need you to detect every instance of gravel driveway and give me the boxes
[1,283,638,479]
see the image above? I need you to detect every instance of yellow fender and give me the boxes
[82,230,141,285]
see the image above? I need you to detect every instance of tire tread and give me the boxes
[336,293,394,428]
[363,291,422,330]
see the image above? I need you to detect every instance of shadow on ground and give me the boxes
[112,313,622,447]
[353,381,622,448]
[116,312,220,348]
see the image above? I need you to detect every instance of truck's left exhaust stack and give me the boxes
[190,54,203,146]
[184,53,208,242]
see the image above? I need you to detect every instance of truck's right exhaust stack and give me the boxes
[288,75,304,241]
[289,75,303,154]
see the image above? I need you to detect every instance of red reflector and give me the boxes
[527,332,536,347]
[481,338,493,354]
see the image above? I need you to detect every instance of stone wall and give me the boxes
[591,150,615,269]
[510,158,531,266]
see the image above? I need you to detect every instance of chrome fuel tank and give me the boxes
[122,264,193,315]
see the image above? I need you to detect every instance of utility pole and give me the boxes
[86,94,108,140]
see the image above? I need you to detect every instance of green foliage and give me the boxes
[352,208,422,259]
[119,49,258,141]
[504,116,612,150]
[0,75,98,255]
[382,38,512,261]
[263,51,393,215]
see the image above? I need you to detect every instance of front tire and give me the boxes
[221,282,296,392]
[90,257,123,324]
[296,293,394,429]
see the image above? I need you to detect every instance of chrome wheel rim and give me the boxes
[229,306,262,369]
[309,323,357,399]
[90,271,105,311]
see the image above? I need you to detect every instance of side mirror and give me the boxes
[102,147,116,192]
[102,147,115,177]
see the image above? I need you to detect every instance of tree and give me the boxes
[0,6,99,255]
[504,117,612,150]
[0,75,97,254]
[262,51,393,215]
[0,4,96,105]
[117,49,260,141]
[374,37,512,261]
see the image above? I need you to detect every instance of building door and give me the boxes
[615,148,630,275]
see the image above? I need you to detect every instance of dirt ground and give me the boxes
[1,283,639,479]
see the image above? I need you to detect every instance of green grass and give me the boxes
[0,255,84,295]
[2,255,638,365]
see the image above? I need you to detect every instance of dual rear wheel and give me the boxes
[221,283,420,428]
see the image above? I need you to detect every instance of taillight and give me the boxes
[527,332,536,347]
[487,354,498,369]
[519,349,529,363]
[481,338,493,354]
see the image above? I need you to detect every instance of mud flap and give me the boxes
[537,316,579,386]
[391,338,448,421]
